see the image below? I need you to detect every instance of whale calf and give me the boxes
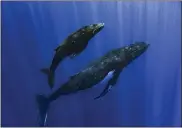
[41,23,105,89]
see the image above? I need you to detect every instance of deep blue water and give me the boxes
[1,1,181,127]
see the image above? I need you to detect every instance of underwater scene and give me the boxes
[1,1,181,127]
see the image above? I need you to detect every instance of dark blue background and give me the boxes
[1,1,181,127]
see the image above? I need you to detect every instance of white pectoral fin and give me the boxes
[94,84,113,100]
[94,69,122,100]
[99,70,115,85]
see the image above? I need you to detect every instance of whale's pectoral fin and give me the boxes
[107,68,122,86]
[94,69,122,100]
[94,84,113,100]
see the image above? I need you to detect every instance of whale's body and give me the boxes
[37,42,150,126]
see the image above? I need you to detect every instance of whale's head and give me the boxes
[69,23,105,42]
[82,23,104,38]
[84,23,105,36]
[125,42,150,61]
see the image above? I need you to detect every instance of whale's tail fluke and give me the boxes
[36,94,50,127]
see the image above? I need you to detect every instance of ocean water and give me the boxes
[1,1,181,127]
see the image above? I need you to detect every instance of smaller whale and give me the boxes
[41,23,105,89]
[37,42,150,126]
